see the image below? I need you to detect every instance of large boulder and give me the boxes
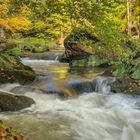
[65,80,96,94]
[0,91,35,111]
[0,52,36,84]
[64,27,97,60]
[64,27,118,68]
[64,27,121,61]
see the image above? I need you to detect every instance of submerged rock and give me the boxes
[66,80,96,94]
[10,86,49,95]
[0,91,35,111]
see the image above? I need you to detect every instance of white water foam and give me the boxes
[0,84,140,140]
[22,59,59,64]
[18,91,140,140]
[0,82,140,140]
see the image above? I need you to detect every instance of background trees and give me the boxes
[0,0,139,41]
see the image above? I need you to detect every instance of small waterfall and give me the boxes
[65,76,116,95]
[46,54,60,61]
[55,55,59,61]
[94,76,116,94]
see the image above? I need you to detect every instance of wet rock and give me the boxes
[59,53,69,63]
[65,76,116,94]
[0,91,35,111]
[102,65,115,77]
[66,80,96,94]
[10,86,48,94]
[111,75,140,95]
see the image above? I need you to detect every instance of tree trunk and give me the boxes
[127,0,132,37]
[138,0,140,39]
[0,26,5,38]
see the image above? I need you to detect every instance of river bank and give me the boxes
[0,48,36,139]
[0,50,36,84]
[0,120,31,140]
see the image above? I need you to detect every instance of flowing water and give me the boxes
[0,56,140,140]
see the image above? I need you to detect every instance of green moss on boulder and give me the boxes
[0,91,35,111]
[64,26,130,61]
[69,55,109,68]
[0,51,36,84]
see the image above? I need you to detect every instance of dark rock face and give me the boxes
[64,27,119,62]
[64,27,95,60]
[102,65,115,77]
[63,27,112,68]
[66,80,96,94]
[0,91,35,111]
[111,75,140,95]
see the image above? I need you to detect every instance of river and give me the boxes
[0,55,140,140]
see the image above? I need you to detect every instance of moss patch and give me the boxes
[0,50,36,84]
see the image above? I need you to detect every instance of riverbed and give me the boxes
[0,57,140,140]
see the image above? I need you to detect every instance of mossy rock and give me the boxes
[0,91,35,111]
[0,69,36,84]
[0,51,36,84]
[64,27,98,60]
[69,55,109,68]
[64,26,121,61]
[15,69,36,84]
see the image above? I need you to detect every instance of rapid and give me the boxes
[0,56,140,140]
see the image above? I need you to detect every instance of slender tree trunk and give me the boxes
[127,0,132,37]
[138,0,140,40]
[0,26,5,38]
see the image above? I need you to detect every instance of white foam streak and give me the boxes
[0,83,20,91]
[22,59,59,64]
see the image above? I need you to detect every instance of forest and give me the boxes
[0,0,140,140]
